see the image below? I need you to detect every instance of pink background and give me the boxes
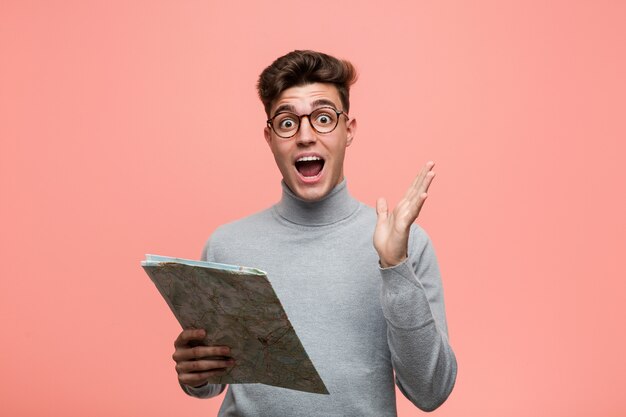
[2,1,625,416]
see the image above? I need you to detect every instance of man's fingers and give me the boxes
[173,331,235,388]
[176,355,236,387]
[408,170,435,204]
[418,171,436,196]
[415,161,435,187]
[174,329,206,348]
[173,345,231,362]
[405,161,435,200]
[178,369,230,387]
[376,197,388,223]
[175,358,236,375]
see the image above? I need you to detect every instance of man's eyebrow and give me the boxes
[272,104,296,115]
[311,99,339,110]
[272,99,341,117]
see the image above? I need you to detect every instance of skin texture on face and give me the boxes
[264,83,357,202]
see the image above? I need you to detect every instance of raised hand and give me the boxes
[374,161,436,268]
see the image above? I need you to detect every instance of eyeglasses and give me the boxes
[267,106,348,139]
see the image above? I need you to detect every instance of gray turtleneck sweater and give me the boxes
[183,180,457,416]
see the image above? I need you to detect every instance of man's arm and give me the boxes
[374,161,457,411]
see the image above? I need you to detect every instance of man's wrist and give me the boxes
[379,255,407,269]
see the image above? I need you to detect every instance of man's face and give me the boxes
[264,83,357,202]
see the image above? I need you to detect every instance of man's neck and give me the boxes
[274,179,359,226]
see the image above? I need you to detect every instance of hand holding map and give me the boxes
[173,328,235,388]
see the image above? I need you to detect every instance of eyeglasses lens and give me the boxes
[272,108,339,138]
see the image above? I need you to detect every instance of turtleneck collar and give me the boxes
[274,179,360,226]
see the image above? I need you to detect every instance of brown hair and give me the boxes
[257,50,358,117]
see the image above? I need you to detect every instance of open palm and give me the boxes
[374,162,436,268]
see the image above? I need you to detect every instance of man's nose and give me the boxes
[295,116,317,145]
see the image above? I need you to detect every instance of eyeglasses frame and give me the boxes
[266,106,349,139]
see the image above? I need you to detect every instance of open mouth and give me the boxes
[295,156,325,178]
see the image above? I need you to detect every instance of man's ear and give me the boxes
[346,117,357,147]
[264,125,273,148]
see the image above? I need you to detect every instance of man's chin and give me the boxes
[285,169,328,201]
[288,181,331,202]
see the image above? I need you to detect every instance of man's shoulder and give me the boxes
[212,206,276,239]
[201,206,277,262]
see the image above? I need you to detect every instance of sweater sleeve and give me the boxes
[178,237,227,399]
[180,381,226,398]
[378,225,457,411]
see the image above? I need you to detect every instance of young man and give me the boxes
[172,50,457,416]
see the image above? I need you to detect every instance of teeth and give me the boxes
[296,156,322,162]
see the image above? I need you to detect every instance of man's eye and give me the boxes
[279,118,296,129]
[315,114,333,124]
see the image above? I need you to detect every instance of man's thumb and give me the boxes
[376,197,388,222]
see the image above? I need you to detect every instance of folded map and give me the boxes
[141,254,328,394]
